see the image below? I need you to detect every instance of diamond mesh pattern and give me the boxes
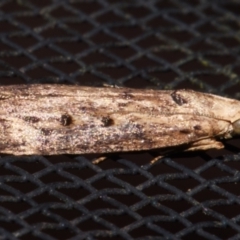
[0,0,240,239]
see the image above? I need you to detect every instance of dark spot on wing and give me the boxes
[60,114,72,126]
[101,116,114,127]
[194,125,201,130]
[180,129,191,134]
[171,90,188,105]
[23,116,40,123]
[41,128,52,136]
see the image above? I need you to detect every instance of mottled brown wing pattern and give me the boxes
[0,85,238,155]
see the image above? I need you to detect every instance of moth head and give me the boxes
[232,119,240,135]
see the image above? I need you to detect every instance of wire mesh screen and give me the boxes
[0,0,240,239]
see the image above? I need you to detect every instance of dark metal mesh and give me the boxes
[0,0,240,239]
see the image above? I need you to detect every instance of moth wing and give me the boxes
[130,114,230,152]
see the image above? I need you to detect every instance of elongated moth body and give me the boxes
[0,84,239,155]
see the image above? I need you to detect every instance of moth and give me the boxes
[0,84,239,156]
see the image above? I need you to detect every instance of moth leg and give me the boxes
[186,138,224,152]
[92,156,107,164]
[150,156,163,164]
